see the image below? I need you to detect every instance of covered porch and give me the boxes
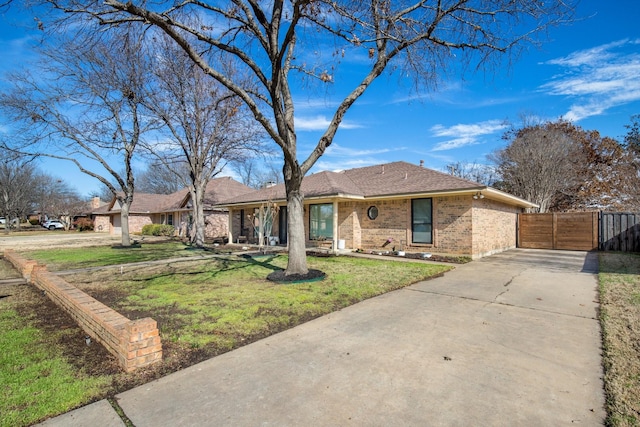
[226,198,348,253]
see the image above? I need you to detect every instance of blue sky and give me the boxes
[1,1,639,197]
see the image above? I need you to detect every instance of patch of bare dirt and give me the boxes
[4,278,235,396]
[0,232,171,252]
[0,258,22,279]
[4,256,303,401]
[9,282,121,378]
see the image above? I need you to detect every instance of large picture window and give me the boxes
[309,203,333,240]
[412,198,433,244]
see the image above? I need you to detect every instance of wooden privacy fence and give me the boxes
[518,212,640,252]
[518,212,599,251]
[600,212,640,252]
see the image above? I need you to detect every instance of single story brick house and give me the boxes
[221,161,537,259]
[93,177,254,238]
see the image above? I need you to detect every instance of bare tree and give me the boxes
[624,114,640,174]
[0,25,156,246]
[492,119,639,212]
[232,158,282,189]
[49,0,576,275]
[445,161,497,186]
[624,114,640,154]
[36,177,86,229]
[0,156,40,233]
[491,120,583,212]
[140,40,264,247]
[136,163,186,195]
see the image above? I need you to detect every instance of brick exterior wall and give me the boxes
[94,215,110,233]
[339,195,515,258]
[434,196,473,255]
[471,198,518,258]
[230,195,519,258]
[205,211,229,239]
[97,210,232,239]
[4,250,162,372]
[128,215,154,234]
[338,202,361,249]
[350,199,410,250]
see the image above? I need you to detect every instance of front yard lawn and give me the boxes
[0,284,113,427]
[65,254,451,353]
[21,241,228,271]
[1,249,451,426]
[599,252,640,427]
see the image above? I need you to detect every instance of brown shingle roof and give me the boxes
[203,177,255,208]
[223,161,484,205]
[101,177,254,214]
[343,161,482,197]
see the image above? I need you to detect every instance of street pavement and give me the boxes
[37,248,605,426]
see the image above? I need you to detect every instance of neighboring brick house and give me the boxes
[221,161,537,259]
[93,177,254,239]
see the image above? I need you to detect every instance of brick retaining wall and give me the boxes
[3,250,38,280]
[3,249,162,372]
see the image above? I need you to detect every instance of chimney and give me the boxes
[419,160,424,167]
[91,197,101,209]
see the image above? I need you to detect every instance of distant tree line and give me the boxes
[0,155,86,233]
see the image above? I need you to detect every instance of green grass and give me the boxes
[4,246,451,426]
[71,254,452,351]
[0,306,110,427]
[21,241,216,271]
[599,252,640,427]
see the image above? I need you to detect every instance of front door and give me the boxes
[278,206,287,245]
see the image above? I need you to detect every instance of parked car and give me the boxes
[0,217,19,227]
[42,220,65,230]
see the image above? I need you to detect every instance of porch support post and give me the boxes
[333,200,339,253]
[228,209,234,244]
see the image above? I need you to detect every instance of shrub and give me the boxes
[75,218,94,232]
[29,219,39,226]
[141,224,175,236]
[141,224,155,235]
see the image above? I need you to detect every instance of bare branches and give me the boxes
[37,0,576,273]
[492,118,639,212]
[141,38,267,246]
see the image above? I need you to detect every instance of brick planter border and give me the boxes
[3,250,162,372]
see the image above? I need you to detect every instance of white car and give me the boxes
[42,220,65,230]
[0,217,19,226]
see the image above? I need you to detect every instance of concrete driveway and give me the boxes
[41,248,605,426]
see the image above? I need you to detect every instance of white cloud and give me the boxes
[313,158,378,172]
[324,143,397,157]
[293,98,340,111]
[430,120,506,151]
[541,39,640,121]
[311,143,407,172]
[296,115,364,131]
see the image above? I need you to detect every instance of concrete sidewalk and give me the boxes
[39,249,605,426]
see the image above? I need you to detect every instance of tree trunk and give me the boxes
[285,189,308,276]
[192,185,206,247]
[120,201,131,246]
